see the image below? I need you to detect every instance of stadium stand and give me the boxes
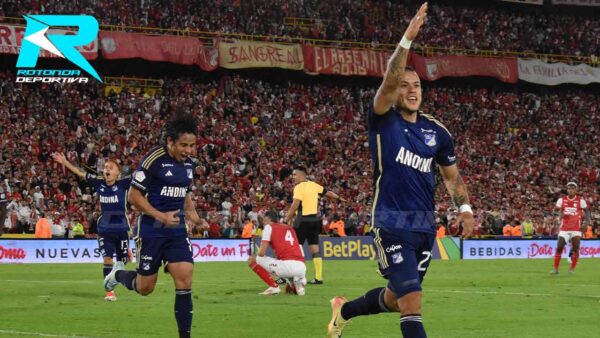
[1,0,598,56]
[0,70,598,238]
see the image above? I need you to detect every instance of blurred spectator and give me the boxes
[328,215,346,237]
[34,212,51,239]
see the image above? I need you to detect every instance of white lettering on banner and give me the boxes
[518,59,600,86]
[0,239,250,263]
[463,240,600,259]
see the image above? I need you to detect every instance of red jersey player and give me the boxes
[551,182,591,274]
[247,210,307,296]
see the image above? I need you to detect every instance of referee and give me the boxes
[283,165,345,284]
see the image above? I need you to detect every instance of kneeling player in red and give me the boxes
[248,210,307,296]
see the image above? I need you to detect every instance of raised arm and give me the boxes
[373,2,428,114]
[51,152,86,179]
[439,164,474,237]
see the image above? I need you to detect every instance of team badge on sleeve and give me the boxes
[134,171,146,182]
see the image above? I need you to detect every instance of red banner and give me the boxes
[302,44,393,77]
[410,54,518,83]
[219,40,303,70]
[0,24,98,60]
[99,31,218,71]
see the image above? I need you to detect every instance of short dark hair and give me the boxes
[264,210,279,222]
[164,110,198,143]
[404,66,417,73]
[295,165,308,175]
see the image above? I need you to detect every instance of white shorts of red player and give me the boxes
[558,231,582,243]
[256,256,306,295]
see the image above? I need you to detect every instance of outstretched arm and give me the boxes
[324,190,346,203]
[439,164,474,237]
[51,152,86,179]
[373,2,428,114]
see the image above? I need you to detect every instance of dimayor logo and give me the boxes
[16,15,102,83]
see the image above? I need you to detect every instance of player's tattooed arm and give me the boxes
[374,3,428,114]
[439,164,470,207]
[446,174,470,208]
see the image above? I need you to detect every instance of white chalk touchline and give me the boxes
[0,329,95,338]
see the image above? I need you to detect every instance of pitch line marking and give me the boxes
[0,329,96,338]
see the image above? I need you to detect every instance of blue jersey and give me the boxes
[131,146,195,238]
[367,106,456,233]
[85,173,131,234]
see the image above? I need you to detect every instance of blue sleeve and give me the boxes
[366,105,393,132]
[118,176,132,190]
[131,164,154,194]
[435,129,457,166]
[85,173,103,189]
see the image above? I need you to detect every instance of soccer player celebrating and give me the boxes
[248,210,306,296]
[52,152,130,301]
[104,112,203,338]
[327,3,474,338]
[283,165,345,285]
[550,182,591,274]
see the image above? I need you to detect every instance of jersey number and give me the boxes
[285,230,294,246]
[417,251,432,272]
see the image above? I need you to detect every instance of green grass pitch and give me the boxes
[1,259,599,338]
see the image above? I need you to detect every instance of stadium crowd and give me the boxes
[0,70,598,238]
[1,0,598,57]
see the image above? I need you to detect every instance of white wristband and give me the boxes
[399,36,412,50]
[459,204,473,214]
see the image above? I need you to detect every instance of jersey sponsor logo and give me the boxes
[112,186,118,191]
[99,188,105,192]
[395,146,433,173]
[165,170,173,177]
[421,128,435,133]
[134,170,146,182]
[161,163,174,167]
[187,169,193,179]
[448,155,456,162]
[385,244,402,253]
[99,195,119,203]
[160,186,187,198]
[424,134,436,147]
[564,207,578,216]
